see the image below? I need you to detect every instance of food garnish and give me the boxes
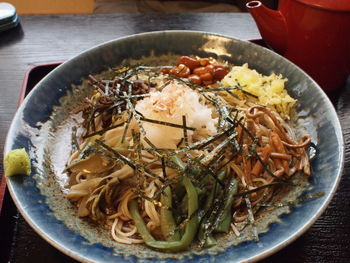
[65,56,312,251]
[4,148,31,176]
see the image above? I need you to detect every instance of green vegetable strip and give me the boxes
[215,212,231,233]
[129,176,199,252]
[198,168,226,247]
[157,157,180,241]
[203,234,217,248]
[160,187,181,241]
[206,169,227,209]
[129,200,156,242]
[170,154,186,171]
[198,180,218,247]
[215,176,238,233]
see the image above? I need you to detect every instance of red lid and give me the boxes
[296,0,350,11]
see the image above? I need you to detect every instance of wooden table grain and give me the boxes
[0,13,349,263]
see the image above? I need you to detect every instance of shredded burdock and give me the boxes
[65,56,314,251]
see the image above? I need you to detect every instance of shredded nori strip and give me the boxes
[132,130,142,161]
[234,183,285,197]
[131,130,145,190]
[166,75,201,90]
[205,145,230,171]
[140,117,196,131]
[182,116,189,146]
[190,157,224,188]
[175,124,236,154]
[199,195,223,247]
[124,93,146,135]
[121,111,133,143]
[132,188,167,209]
[72,63,315,251]
[308,142,318,161]
[71,126,80,152]
[257,191,325,207]
[83,122,125,139]
[200,132,238,165]
[88,74,106,93]
[95,140,136,168]
[230,85,258,99]
[119,93,151,99]
[168,208,199,238]
[252,150,293,184]
[96,140,166,183]
[245,196,259,241]
[176,138,184,148]
[227,118,260,147]
[142,136,163,159]
[225,89,240,100]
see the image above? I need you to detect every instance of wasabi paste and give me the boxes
[4,148,31,176]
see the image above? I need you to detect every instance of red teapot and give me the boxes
[247,0,350,92]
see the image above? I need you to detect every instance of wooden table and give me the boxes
[0,13,349,263]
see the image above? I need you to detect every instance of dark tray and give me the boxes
[0,62,71,263]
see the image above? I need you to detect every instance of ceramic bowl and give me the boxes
[4,31,344,262]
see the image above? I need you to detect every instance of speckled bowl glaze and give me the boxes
[4,31,344,263]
